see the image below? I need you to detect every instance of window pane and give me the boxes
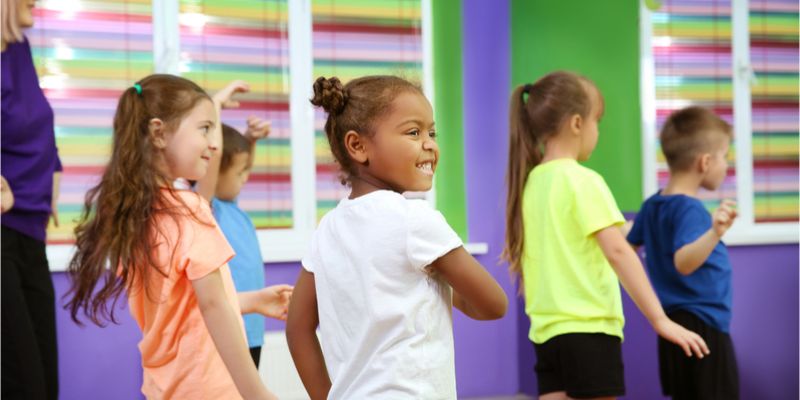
[312,0,424,220]
[652,0,736,209]
[31,0,154,243]
[179,0,293,229]
[749,0,799,222]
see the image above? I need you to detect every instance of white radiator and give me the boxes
[258,331,310,400]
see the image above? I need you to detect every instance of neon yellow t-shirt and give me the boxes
[522,159,625,344]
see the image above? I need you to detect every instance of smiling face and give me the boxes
[360,91,438,193]
[162,98,216,181]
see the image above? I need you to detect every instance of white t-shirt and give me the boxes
[302,190,463,399]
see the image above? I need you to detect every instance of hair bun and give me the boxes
[310,76,347,115]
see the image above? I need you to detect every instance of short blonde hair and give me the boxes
[2,0,25,44]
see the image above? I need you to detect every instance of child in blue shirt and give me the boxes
[627,106,739,400]
[197,80,293,367]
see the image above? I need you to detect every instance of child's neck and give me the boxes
[662,172,702,197]
[541,133,580,164]
[349,174,396,199]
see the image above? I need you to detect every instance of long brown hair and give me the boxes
[65,74,211,326]
[503,71,596,279]
[310,75,423,185]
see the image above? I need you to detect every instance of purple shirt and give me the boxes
[2,38,62,242]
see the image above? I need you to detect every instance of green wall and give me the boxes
[510,0,643,210]
[432,0,468,239]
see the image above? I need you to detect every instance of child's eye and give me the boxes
[429,130,436,139]
[201,126,211,134]
[407,129,420,136]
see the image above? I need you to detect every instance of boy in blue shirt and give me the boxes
[627,106,739,400]
[197,80,293,367]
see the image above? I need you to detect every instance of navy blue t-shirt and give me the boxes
[627,192,732,332]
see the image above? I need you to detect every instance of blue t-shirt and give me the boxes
[627,192,733,332]
[212,198,266,348]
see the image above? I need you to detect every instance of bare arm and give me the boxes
[238,284,293,320]
[242,116,272,170]
[430,247,508,320]
[595,226,709,358]
[196,80,250,201]
[286,270,331,400]
[674,200,737,276]
[192,268,276,400]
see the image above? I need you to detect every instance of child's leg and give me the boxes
[658,310,739,400]
[533,333,625,400]
[249,346,262,368]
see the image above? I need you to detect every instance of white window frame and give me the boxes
[639,0,798,246]
[47,0,491,271]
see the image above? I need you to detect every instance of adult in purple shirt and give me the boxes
[1,0,60,398]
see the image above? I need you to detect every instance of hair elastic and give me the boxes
[133,83,143,96]
[521,83,534,102]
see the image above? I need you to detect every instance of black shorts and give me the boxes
[659,310,739,400]
[532,333,625,398]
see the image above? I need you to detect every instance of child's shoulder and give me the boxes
[160,189,214,222]
[641,192,706,219]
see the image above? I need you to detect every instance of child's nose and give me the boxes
[422,138,438,151]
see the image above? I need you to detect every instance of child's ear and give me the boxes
[344,130,369,164]
[149,118,167,149]
[698,153,712,173]
[569,113,583,135]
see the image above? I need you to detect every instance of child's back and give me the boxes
[305,190,460,398]
[523,159,624,343]
[628,194,732,331]
[129,190,243,399]
[627,106,738,400]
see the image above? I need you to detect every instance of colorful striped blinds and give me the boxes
[749,0,799,222]
[179,0,293,229]
[30,0,154,243]
[651,0,798,223]
[311,0,424,220]
[651,0,737,207]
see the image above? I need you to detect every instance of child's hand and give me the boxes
[253,284,293,321]
[712,199,737,238]
[213,80,250,109]
[244,116,272,142]
[654,317,710,358]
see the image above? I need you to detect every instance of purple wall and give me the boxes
[456,0,517,397]
[50,0,798,398]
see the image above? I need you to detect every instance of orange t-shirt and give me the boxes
[127,190,245,399]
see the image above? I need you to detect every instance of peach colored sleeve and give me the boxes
[174,192,235,281]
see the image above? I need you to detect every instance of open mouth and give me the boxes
[416,161,434,176]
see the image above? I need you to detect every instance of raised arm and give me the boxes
[242,116,272,170]
[674,200,737,275]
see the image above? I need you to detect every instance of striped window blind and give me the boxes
[31,0,154,243]
[749,0,799,223]
[179,0,293,229]
[651,0,737,208]
[311,0,425,220]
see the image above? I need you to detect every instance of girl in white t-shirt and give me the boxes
[286,75,508,400]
